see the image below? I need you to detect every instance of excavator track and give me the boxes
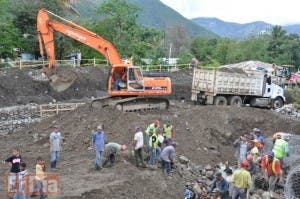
[91,97,169,112]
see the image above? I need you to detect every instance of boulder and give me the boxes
[178,155,190,164]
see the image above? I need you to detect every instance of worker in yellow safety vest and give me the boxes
[163,121,175,140]
[272,132,290,143]
[272,134,289,166]
[148,129,159,166]
[146,120,160,136]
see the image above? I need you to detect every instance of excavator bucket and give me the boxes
[47,69,78,92]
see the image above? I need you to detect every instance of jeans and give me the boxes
[232,186,247,199]
[34,179,45,198]
[148,148,156,165]
[268,176,278,192]
[161,160,171,175]
[134,148,145,167]
[50,151,59,168]
[13,188,26,199]
[156,147,161,162]
[95,150,103,169]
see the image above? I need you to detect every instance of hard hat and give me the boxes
[246,154,253,161]
[241,161,249,168]
[282,134,290,141]
[54,125,60,129]
[154,120,159,126]
[134,125,141,131]
[121,145,127,151]
[253,128,261,133]
[267,151,274,158]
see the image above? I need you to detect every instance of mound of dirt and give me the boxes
[0,66,108,107]
[0,66,193,108]
[0,102,299,198]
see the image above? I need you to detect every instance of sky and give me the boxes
[160,0,300,25]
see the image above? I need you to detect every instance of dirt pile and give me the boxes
[0,66,107,107]
[0,102,299,198]
[0,66,193,107]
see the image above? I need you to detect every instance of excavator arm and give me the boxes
[37,9,123,68]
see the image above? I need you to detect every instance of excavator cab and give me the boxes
[109,66,144,93]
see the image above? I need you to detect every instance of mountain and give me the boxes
[70,0,217,37]
[192,17,300,38]
[192,17,272,39]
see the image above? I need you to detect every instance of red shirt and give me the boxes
[261,155,281,176]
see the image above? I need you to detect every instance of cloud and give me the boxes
[160,0,300,25]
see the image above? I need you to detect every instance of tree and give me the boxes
[268,25,287,59]
[95,0,164,62]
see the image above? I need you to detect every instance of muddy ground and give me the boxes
[0,66,299,198]
[0,103,299,198]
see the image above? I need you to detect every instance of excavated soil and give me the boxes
[0,66,299,198]
[0,66,193,107]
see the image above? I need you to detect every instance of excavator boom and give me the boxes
[37,8,171,111]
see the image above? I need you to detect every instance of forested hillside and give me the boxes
[0,0,300,69]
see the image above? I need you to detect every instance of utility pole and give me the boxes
[168,43,172,65]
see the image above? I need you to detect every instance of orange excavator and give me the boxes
[37,9,171,111]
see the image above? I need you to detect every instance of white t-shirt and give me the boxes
[134,131,144,150]
[158,135,164,144]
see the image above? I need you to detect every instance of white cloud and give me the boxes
[160,0,300,25]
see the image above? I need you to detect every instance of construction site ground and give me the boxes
[0,66,300,198]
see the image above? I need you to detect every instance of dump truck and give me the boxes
[191,68,285,109]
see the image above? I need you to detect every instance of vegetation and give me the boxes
[0,0,300,69]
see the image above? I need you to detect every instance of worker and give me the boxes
[193,179,207,198]
[132,126,146,168]
[248,154,259,195]
[148,128,159,167]
[231,161,252,199]
[92,125,105,170]
[156,128,164,162]
[233,135,250,166]
[163,120,175,140]
[252,128,264,146]
[272,132,289,143]
[224,169,234,198]
[260,152,282,192]
[272,134,289,166]
[50,125,61,170]
[145,120,160,136]
[249,140,260,164]
[161,142,176,175]
[208,172,229,199]
[102,142,127,167]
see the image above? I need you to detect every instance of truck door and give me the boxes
[127,67,144,91]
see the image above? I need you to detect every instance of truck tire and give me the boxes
[229,96,242,107]
[214,96,228,106]
[273,97,284,109]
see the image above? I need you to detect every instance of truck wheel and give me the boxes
[229,96,242,107]
[214,96,228,106]
[273,98,284,109]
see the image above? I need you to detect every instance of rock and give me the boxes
[205,164,212,171]
[178,155,190,164]
[205,170,214,180]
[262,191,270,199]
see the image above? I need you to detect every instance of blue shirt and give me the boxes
[209,178,229,195]
[254,135,264,145]
[92,131,105,151]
